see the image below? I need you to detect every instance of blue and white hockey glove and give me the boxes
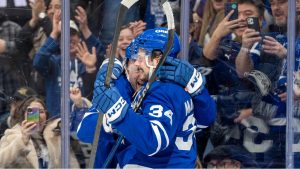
[103,115,113,133]
[157,57,206,97]
[95,58,123,83]
[93,85,129,124]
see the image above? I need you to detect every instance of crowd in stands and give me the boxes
[0,0,299,168]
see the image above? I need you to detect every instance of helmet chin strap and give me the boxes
[145,57,156,80]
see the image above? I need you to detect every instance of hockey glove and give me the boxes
[103,115,113,133]
[95,58,123,83]
[157,57,206,97]
[93,58,123,101]
[93,85,129,124]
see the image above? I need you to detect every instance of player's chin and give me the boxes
[136,80,145,91]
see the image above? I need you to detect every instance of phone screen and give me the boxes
[27,107,40,123]
[225,2,238,21]
[247,17,260,32]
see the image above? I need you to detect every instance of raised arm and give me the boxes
[235,28,261,77]
[203,10,239,60]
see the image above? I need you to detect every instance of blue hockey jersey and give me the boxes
[78,79,199,167]
[77,72,215,168]
[112,81,197,168]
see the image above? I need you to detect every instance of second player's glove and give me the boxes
[157,57,206,97]
[93,85,129,124]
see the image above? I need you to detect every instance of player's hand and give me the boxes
[157,57,205,96]
[93,85,128,124]
[95,58,123,84]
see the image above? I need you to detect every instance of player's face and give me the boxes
[126,60,146,91]
[118,28,134,59]
[133,49,159,80]
[270,0,288,27]
[234,3,261,37]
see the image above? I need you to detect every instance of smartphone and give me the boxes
[27,107,40,123]
[225,2,238,21]
[247,17,260,32]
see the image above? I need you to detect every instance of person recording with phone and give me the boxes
[201,0,265,123]
[200,1,277,166]
[0,96,80,168]
[235,0,300,167]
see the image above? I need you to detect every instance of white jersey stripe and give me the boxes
[149,123,162,156]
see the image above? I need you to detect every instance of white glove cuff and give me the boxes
[103,115,113,133]
[186,69,204,95]
[106,97,128,123]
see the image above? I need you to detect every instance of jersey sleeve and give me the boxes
[76,108,99,143]
[192,88,216,128]
[76,110,118,168]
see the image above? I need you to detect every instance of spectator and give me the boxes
[203,145,259,168]
[69,86,93,168]
[0,86,37,138]
[0,95,80,168]
[33,9,97,117]
[105,25,135,61]
[190,0,206,42]
[76,0,140,47]
[198,0,226,46]
[0,10,22,117]
[201,1,270,163]
[235,0,300,167]
[15,0,55,96]
[0,0,32,26]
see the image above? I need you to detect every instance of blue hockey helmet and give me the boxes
[125,27,180,60]
[125,39,138,60]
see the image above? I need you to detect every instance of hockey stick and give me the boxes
[102,0,175,168]
[88,0,139,168]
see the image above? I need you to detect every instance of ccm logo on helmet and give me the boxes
[155,29,168,34]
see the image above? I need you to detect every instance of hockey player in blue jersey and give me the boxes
[77,27,216,168]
